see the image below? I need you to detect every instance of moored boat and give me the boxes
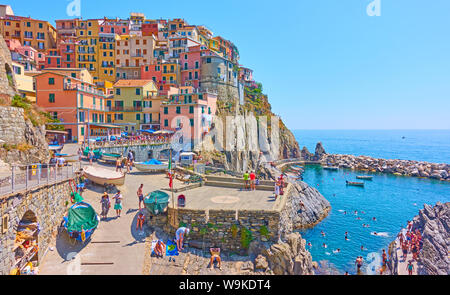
[356,176,373,180]
[346,181,365,187]
[83,166,126,186]
[134,159,168,172]
[101,153,122,163]
[324,166,339,171]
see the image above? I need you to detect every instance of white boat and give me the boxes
[134,160,168,172]
[101,153,122,163]
[83,166,126,186]
[55,153,79,163]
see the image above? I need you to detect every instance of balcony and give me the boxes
[108,106,143,112]
[63,83,105,96]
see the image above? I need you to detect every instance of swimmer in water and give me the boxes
[344,211,347,215]
[322,243,327,248]
[373,217,377,221]
[373,232,378,236]
[321,231,326,237]
[356,217,362,220]
[354,210,358,215]
[345,232,349,240]
[307,242,312,247]
[333,248,341,254]
[361,245,366,251]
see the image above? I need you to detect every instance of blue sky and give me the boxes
[7,0,450,129]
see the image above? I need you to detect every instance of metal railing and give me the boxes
[0,162,82,197]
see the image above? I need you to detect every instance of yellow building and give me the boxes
[11,61,36,102]
[76,19,100,81]
[112,80,159,132]
[41,67,93,84]
[161,61,181,87]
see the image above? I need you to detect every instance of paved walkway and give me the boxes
[394,239,418,275]
[39,162,164,275]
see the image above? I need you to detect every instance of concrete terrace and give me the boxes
[38,162,280,274]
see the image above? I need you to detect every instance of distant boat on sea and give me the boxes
[346,181,365,187]
[356,176,373,180]
[324,166,339,171]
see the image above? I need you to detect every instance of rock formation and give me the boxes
[0,106,50,167]
[413,202,449,275]
[249,232,315,275]
[0,34,17,102]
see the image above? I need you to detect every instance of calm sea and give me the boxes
[293,130,450,275]
[293,130,450,164]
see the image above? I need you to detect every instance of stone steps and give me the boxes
[204,180,274,191]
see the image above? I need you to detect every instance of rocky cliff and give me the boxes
[0,34,17,103]
[249,232,315,275]
[412,202,449,275]
[198,83,300,173]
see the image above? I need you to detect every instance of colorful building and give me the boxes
[112,79,158,133]
[0,8,57,51]
[160,86,217,142]
[35,70,108,143]
[11,61,36,102]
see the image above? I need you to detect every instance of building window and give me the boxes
[176,106,181,114]
[164,119,168,127]
[49,93,55,103]
[164,107,168,115]
[189,106,194,114]
[136,88,141,95]
[206,58,211,63]
[136,114,141,121]
[116,88,121,95]
[81,127,85,136]
[190,119,194,126]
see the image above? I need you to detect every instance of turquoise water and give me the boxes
[293,130,450,164]
[299,165,450,275]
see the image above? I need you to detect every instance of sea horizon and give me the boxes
[292,129,450,164]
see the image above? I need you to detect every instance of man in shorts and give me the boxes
[243,171,250,191]
[249,171,256,191]
[137,184,144,210]
[176,227,190,251]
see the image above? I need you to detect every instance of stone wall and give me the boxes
[147,206,281,253]
[0,106,50,166]
[0,179,71,275]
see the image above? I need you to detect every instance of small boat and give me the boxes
[49,144,63,152]
[101,153,122,164]
[83,166,126,186]
[356,176,373,180]
[62,202,99,243]
[134,159,168,172]
[324,166,339,171]
[346,181,365,187]
[144,190,170,215]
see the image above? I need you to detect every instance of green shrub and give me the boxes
[240,227,253,249]
[260,226,270,238]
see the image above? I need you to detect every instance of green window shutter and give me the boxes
[81,127,84,136]
[164,107,168,114]
[164,119,168,127]
[136,114,141,121]
[49,78,55,85]
[176,106,181,114]
[49,93,55,103]
[189,106,194,114]
[190,119,194,126]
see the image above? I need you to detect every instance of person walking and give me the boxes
[250,171,256,191]
[100,192,111,220]
[112,190,123,217]
[274,180,280,200]
[116,157,122,173]
[137,184,144,210]
[355,256,364,274]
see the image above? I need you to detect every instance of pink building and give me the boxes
[160,86,217,142]
[99,18,129,35]
[180,45,202,88]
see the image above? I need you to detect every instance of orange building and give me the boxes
[35,71,111,143]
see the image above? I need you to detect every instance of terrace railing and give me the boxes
[0,162,82,197]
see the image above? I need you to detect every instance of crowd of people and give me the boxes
[398,221,423,275]
[92,134,171,148]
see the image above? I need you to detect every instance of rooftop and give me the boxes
[113,79,154,87]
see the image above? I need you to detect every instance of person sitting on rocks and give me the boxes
[209,247,222,270]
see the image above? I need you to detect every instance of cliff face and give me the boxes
[199,84,300,173]
[0,106,50,167]
[413,202,450,275]
[0,35,17,103]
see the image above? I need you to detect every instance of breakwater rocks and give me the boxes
[321,154,450,181]
[412,202,449,275]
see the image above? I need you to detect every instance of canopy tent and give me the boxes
[138,129,156,134]
[153,130,174,135]
[144,190,170,215]
[65,202,99,234]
